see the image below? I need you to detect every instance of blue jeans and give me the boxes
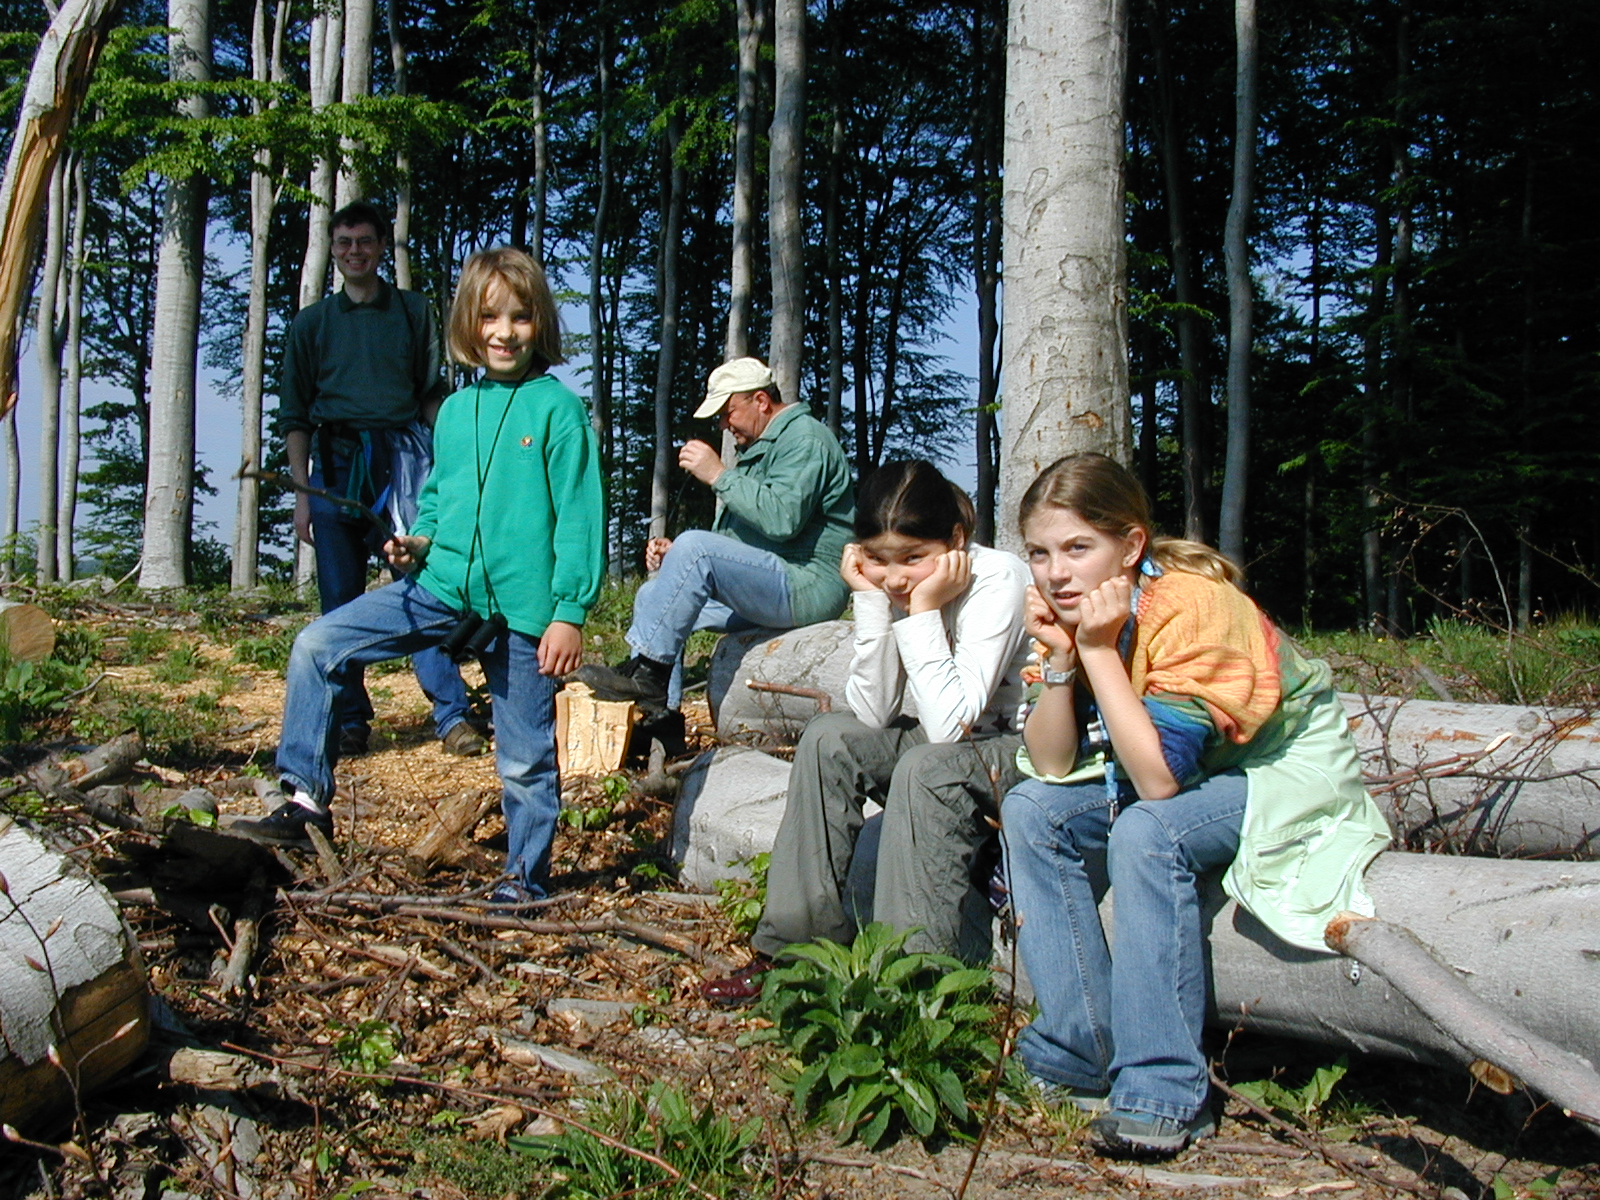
[277,577,562,895]
[626,530,794,708]
[1001,771,1246,1122]
[309,465,470,739]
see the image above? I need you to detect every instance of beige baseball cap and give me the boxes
[694,356,775,419]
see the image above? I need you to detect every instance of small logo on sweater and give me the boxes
[520,435,533,447]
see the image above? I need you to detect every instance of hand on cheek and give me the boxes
[1024,585,1076,658]
[909,549,970,614]
[1074,576,1131,652]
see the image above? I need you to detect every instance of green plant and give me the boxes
[0,651,88,742]
[559,802,614,831]
[713,852,771,939]
[1233,1056,1356,1132]
[232,631,294,672]
[406,1130,543,1196]
[151,643,205,684]
[50,623,104,667]
[158,803,217,829]
[330,1019,398,1081]
[512,1082,766,1199]
[118,629,173,665]
[1492,1171,1561,1200]
[746,922,1001,1148]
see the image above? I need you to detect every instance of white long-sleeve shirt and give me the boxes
[844,543,1031,743]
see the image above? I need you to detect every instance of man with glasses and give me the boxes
[277,201,484,758]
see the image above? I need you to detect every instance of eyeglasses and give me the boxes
[333,236,380,251]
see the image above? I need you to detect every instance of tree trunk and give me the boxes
[725,0,762,361]
[768,0,805,404]
[649,115,685,544]
[1216,0,1257,566]
[530,18,546,262]
[139,0,212,590]
[1147,0,1209,543]
[298,0,342,310]
[823,108,843,437]
[588,29,612,457]
[232,0,284,591]
[0,0,119,418]
[57,153,87,582]
[1,408,16,582]
[972,0,1003,545]
[1361,206,1392,633]
[335,0,374,209]
[998,0,1130,549]
[387,0,412,289]
[34,158,67,584]
[0,817,150,1135]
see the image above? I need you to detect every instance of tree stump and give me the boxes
[0,817,148,1133]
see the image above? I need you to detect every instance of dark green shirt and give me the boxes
[277,282,448,434]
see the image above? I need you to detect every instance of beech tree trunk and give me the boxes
[768,0,805,404]
[1216,0,1257,566]
[139,0,213,590]
[649,115,685,543]
[387,0,412,288]
[998,0,1131,549]
[57,153,87,581]
[335,0,374,208]
[232,0,286,590]
[298,0,342,310]
[34,158,67,584]
[972,0,1003,544]
[725,0,761,361]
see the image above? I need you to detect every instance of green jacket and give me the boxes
[710,404,854,626]
[277,282,448,434]
[412,375,604,637]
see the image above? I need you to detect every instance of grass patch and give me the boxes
[151,642,206,684]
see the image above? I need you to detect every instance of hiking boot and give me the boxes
[630,706,686,759]
[338,727,370,758]
[1032,1078,1110,1114]
[568,655,671,706]
[442,722,489,757]
[700,955,772,1004]
[1087,1108,1216,1160]
[233,799,334,846]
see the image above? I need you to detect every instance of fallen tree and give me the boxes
[0,817,148,1133]
[709,622,1600,858]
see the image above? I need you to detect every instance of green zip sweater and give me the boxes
[411,374,605,637]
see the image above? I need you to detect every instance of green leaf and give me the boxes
[839,1081,886,1134]
[827,1043,884,1087]
[929,1067,970,1118]
[791,1060,828,1115]
[933,968,991,997]
[1303,1057,1349,1112]
[859,1105,892,1150]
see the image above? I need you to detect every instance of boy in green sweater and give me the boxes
[237,248,604,906]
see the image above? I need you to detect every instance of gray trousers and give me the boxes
[754,711,1022,964]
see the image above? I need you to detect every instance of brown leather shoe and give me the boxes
[700,955,771,1004]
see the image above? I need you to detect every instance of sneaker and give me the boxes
[486,880,540,911]
[1087,1108,1216,1160]
[338,728,370,758]
[233,799,334,846]
[1033,1078,1110,1114]
[441,722,489,757]
[568,656,671,706]
[699,955,771,1004]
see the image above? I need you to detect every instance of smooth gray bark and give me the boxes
[298,2,341,310]
[998,0,1131,549]
[34,158,66,583]
[649,116,685,543]
[335,0,374,209]
[725,0,761,361]
[768,0,804,404]
[1216,0,1257,565]
[57,153,86,581]
[387,0,412,289]
[139,0,213,590]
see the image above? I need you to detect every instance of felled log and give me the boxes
[0,817,148,1132]
[408,788,496,869]
[0,600,55,661]
[56,731,143,791]
[555,683,635,776]
[708,623,1600,858]
[1200,852,1600,1077]
[1324,913,1600,1134]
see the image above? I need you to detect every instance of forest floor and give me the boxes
[2,588,1598,1200]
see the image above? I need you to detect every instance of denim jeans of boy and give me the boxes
[309,465,470,740]
[277,576,561,895]
[626,530,794,708]
[1001,771,1246,1121]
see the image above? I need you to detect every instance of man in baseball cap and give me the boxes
[571,356,854,724]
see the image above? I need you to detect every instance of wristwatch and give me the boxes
[1041,661,1077,686]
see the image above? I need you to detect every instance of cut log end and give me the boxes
[0,600,55,662]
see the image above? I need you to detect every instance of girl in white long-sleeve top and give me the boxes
[701,460,1031,1001]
